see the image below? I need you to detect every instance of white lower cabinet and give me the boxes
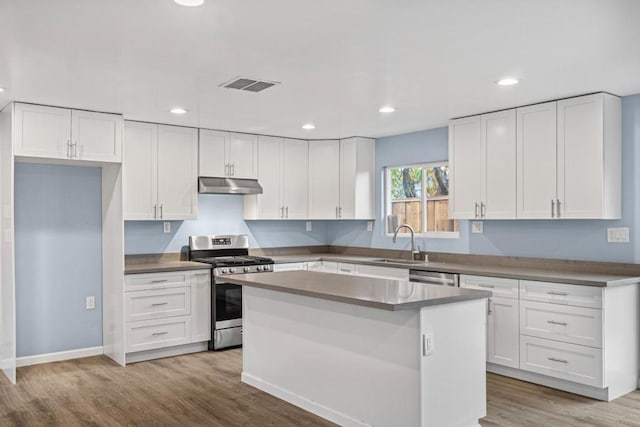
[461,275,519,369]
[307,261,338,273]
[354,264,409,280]
[124,269,211,361]
[273,262,307,272]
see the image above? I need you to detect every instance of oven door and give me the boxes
[214,280,243,329]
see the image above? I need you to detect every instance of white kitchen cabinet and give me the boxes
[244,137,308,219]
[191,270,212,343]
[13,103,122,162]
[307,261,338,273]
[449,111,516,219]
[308,140,340,219]
[461,275,519,369]
[199,129,257,179]
[354,264,409,280]
[123,121,197,220]
[339,137,375,219]
[273,262,307,272]
[517,93,621,219]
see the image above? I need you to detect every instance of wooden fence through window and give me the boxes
[391,197,458,233]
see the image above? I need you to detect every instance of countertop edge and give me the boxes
[124,262,212,275]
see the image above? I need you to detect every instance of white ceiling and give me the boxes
[1,0,639,139]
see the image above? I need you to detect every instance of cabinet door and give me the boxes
[487,296,519,368]
[482,110,516,219]
[273,263,307,272]
[339,138,375,220]
[228,133,258,179]
[14,103,71,159]
[308,140,340,219]
[557,94,604,218]
[449,116,481,219]
[255,136,283,218]
[282,139,309,219]
[199,129,228,177]
[157,125,198,220]
[71,110,122,162]
[516,102,557,219]
[123,121,157,220]
[191,271,211,343]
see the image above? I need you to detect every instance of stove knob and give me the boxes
[229,267,236,273]
[263,265,271,271]
[221,268,228,274]
[243,267,250,273]
[256,266,263,271]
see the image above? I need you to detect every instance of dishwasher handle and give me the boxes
[409,271,459,287]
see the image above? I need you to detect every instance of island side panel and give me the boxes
[242,286,421,427]
[420,298,487,427]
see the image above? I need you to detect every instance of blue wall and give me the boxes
[124,195,330,254]
[15,164,103,357]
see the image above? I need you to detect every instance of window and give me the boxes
[385,162,459,237]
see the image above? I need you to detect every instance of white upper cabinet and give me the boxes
[482,110,516,219]
[339,137,375,219]
[516,102,558,219]
[244,137,308,219]
[452,93,621,220]
[123,121,197,220]
[516,93,621,219]
[308,140,340,219]
[14,103,122,162]
[199,129,257,179]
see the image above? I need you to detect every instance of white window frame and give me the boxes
[384,161,459,239]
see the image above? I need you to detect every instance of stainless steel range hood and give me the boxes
[198,176,263,195]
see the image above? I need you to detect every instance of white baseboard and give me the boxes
[16,346,104,368]
[241,372,371,427]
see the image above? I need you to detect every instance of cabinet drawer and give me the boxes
[520,280,602,308]
[355,264,408,280]
[337,263,356,274]
[520,335,603,387]
[126,317,191,353]
[125,272,190,290]
[520,301,602,348]
[460,275,518,299]
[273,262,307,272]
[125,287,191,322]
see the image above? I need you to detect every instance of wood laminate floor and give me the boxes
[0,350,639,426]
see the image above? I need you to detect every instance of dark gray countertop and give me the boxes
[270,254,640,287]
[225,271,490,311]
[125,261,212,274]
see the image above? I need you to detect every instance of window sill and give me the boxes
[386,231,460,239]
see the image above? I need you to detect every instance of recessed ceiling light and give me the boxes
[379,106,395,113]
[302,123,315,130]
[496,78,519,86]
[174,0,204,6]
[170,107,188,114]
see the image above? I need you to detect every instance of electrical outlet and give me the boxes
[306,221,312,232]
[86,296,95,310]
[422,332,434,356]
[367,221,374,232]
[607,227,629,243]
[163,222,171,233]
[471,221,483,234]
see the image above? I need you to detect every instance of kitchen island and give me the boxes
[225,271,490,427]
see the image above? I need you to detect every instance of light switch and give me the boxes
[607,227,629,243]
[86,296,95,310]
[163,222,171,233]
[367,221,374,232]
[306,221,312,232]
[471,221,483,234]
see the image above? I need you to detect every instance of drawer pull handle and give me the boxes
[151,302,168,306]
[547,357,568,364]
[478,284,494,288]
[151,279,169,283]
[547,291,568,296]
[547,320,567,326]
[152,331,169,336]
[194,272,209,277]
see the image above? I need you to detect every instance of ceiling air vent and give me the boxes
[220,77,279,93]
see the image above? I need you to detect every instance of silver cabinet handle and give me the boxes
[224,164,229,176]
[480,202,486,218]
[66,140,71,158]
[280,206,284,218]
[151,279,168,283]
[336,206,339,218]
[153,204,157,219]
[422,334,427,356]
[478,284,494,288]
[547,320,568,326]
[231,164,235,176]
[151,302,168,306]
[152,331,168,336]
[338,206,342,218]
[194,272,209,277]
[475,202,479,218]
[72,141,78,159]
[556,199,561,218]
[487,299,492,315]
[548,357,568,364]
[551,200,556,218]
[159,204,163,219]
[285,206,289,218]
[547,291,568,296]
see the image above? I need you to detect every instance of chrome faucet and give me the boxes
[392,224,421,260]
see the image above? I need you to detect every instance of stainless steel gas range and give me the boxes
[188,235,274,350]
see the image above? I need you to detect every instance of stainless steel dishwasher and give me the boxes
[409,270,459,287]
